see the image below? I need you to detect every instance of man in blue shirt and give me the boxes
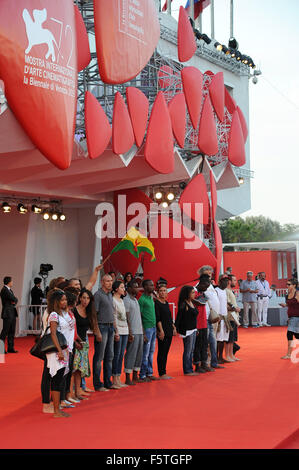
[240,271,259,328]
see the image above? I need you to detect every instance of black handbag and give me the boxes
[30,325,68,360]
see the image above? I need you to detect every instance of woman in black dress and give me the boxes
[155,285,176,379]
[71,289,101,400]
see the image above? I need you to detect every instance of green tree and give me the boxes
[219,216,299,244]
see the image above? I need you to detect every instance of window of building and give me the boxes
[283,253,288,279]
[277,253,282,279]
[291,253,296,274]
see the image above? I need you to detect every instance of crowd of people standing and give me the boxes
[1,262,298,419]
[34,264,246,418]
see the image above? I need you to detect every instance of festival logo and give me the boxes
[94,0,160,84]
[0,0,78,169]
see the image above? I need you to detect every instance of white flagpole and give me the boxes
[211,0,215,39]
[230,0,234,38]
[190,0,195,21]
[167,0,171,15]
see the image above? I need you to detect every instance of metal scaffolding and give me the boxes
[75,0,252,180]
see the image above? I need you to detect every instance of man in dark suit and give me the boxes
[0,276,18,353]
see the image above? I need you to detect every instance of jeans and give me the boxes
[140,327,156,378]
[182,331,197,374]
[92,324,114,390]
[207,321,218,368]
[112,334,128,376]
[124,334,144,373]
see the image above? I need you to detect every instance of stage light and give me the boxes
[229,48,236,58]
[166,191,175,201]
[17,203,27,214]
[201,34,211,45]
[155,191,163,200]
[241,55,249,65]
[222,45,229,55]
[248,57,255,68]
[31,204,42,214]
[161,201,169,208]
[238,177,244,185]
[214,42,223,51]
[59,213,66,221]
[51,212,59,221]
[235,51,242,61]
[228,37,239,50]
[42,210,50,220]
[2,202,11,213]
[179,182,187,190]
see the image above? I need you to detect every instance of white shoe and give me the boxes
[263,323,271,327]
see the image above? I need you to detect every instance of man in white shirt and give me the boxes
[256,272,271,327]
[197,266,224,369]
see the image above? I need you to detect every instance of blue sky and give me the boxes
[168,0,299,225]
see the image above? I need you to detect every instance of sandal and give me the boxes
[281,355,291,359]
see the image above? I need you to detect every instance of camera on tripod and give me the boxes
[39,264,53,278]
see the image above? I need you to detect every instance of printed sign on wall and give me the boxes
[0,0,78,169]
[94,0,160,84]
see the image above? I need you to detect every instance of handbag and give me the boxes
[228,311,241,327]
[208,307,220,324]
[30,324,68,360]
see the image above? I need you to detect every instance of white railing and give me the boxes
[276,288,287,298]
[17,304,47,336]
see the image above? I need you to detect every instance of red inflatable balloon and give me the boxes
[94,0,160,84]
[85,91,111,159]
[0,0,78,169]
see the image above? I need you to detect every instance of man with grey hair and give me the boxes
[256,272,271,327]
[92,273,120,391]
[240,271,259,328]
[196,266,224,369]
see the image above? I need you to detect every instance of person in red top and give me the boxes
[193,275,215,373]
[279,278,299,359]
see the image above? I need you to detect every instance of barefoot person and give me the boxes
[124,280,144,385]
[45,290,71,418]
[215,276,231,364]
[111,281,128,389]
[139,280,159,382]
[175,286,199,376]
[71,289,101,399]
[280,279,299,359]
[226,274,241,361]
[155,284,176,379]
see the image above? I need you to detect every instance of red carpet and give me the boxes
[0,327,298,449]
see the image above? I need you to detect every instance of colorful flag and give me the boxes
[110,227,156,262]
[185,0,211,19]
[162,0,172,11]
